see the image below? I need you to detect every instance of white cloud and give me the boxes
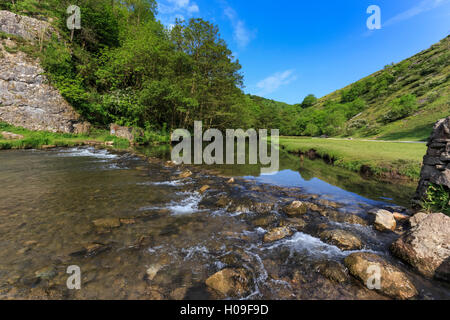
[384,0,449,27]
[223,4,255,48]
[158,0,200,24]
[256,70,297,95]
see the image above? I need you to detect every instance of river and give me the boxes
[0,146,448,299]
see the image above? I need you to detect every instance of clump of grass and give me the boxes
[422,183,450,215]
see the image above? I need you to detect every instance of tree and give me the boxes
[300,94,317,109]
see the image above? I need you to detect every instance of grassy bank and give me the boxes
[279,137,427,180]
[0,122,130,150]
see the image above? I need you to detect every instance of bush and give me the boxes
[303,123,320,136]
[422,184,450,215]
[382,94,418,123]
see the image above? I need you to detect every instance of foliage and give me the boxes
[422,184,450,215]
[0,122,129,149]
[300,94,317,108]
[382,94,418,124]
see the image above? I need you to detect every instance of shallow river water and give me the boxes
[0,146,448,300]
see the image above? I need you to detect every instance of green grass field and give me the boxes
[0,122,130,150]
[279,137,427,180]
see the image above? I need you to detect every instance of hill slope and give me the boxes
[320,36,449,141]
[262,36,449,141]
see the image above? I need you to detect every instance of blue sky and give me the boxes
[157,0,450,104]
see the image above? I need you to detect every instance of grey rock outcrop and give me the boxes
[0,11,89,134]
[0,10,55,42]
[414,117,450,202]
[390,212,450,281]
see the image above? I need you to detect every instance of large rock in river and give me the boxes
[205,268,253,298]
[369,209,396,232]
[344,252,417,300]
[283,201,308,216]
[390,212,450,281]
[319,229,363,251]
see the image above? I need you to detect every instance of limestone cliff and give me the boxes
[0,10,89,134]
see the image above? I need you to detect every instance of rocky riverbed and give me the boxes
[0,146,448,300]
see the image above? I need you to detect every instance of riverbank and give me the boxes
[280,137,427,181]
[0,122,130,150]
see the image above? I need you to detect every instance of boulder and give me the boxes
[263,226,293,243]
[369,209,396,232]
[0,131,23,140]
[409,212,428,228]
[205,268,252,298]
[390,212,450,281]
[319,229,363,251]
[344,252,417,300]
[393,212,409,221]
[110,123,142,142]
[316,261,348,283]
[283,201,308,216]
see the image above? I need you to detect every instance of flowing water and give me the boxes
[0,146,448,300]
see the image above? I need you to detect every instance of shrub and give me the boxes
[382,94,418,123]
[422,184,450,215]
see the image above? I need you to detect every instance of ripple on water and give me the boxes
[55,147,119,159]
[264,232,382,259]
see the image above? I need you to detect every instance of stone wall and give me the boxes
[414,117,450,202]
[0,11,89,134]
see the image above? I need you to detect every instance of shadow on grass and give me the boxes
[379,123,433,141]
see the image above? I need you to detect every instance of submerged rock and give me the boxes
[283,201,308,216]
[34,266,57,280]
[179,170,193,179]
[369,209,396,232]
[319,229,363,251]
[390,212,450,281]
[316,261,348,283]
[263,226,293,243]
[92,218,121,228]
[252,214,279,228]
[205,268,253,298]
[344,252,417,300]
[199,185,210,193]
[146,264,164,281]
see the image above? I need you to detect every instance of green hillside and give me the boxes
[286,36,450,141]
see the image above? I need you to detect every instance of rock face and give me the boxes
[0,10,55,42]
[205,268,252,298]
[390,212,450,281]
[414,117,450,202]
[0,12,90,134]
[344,252,417,300]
